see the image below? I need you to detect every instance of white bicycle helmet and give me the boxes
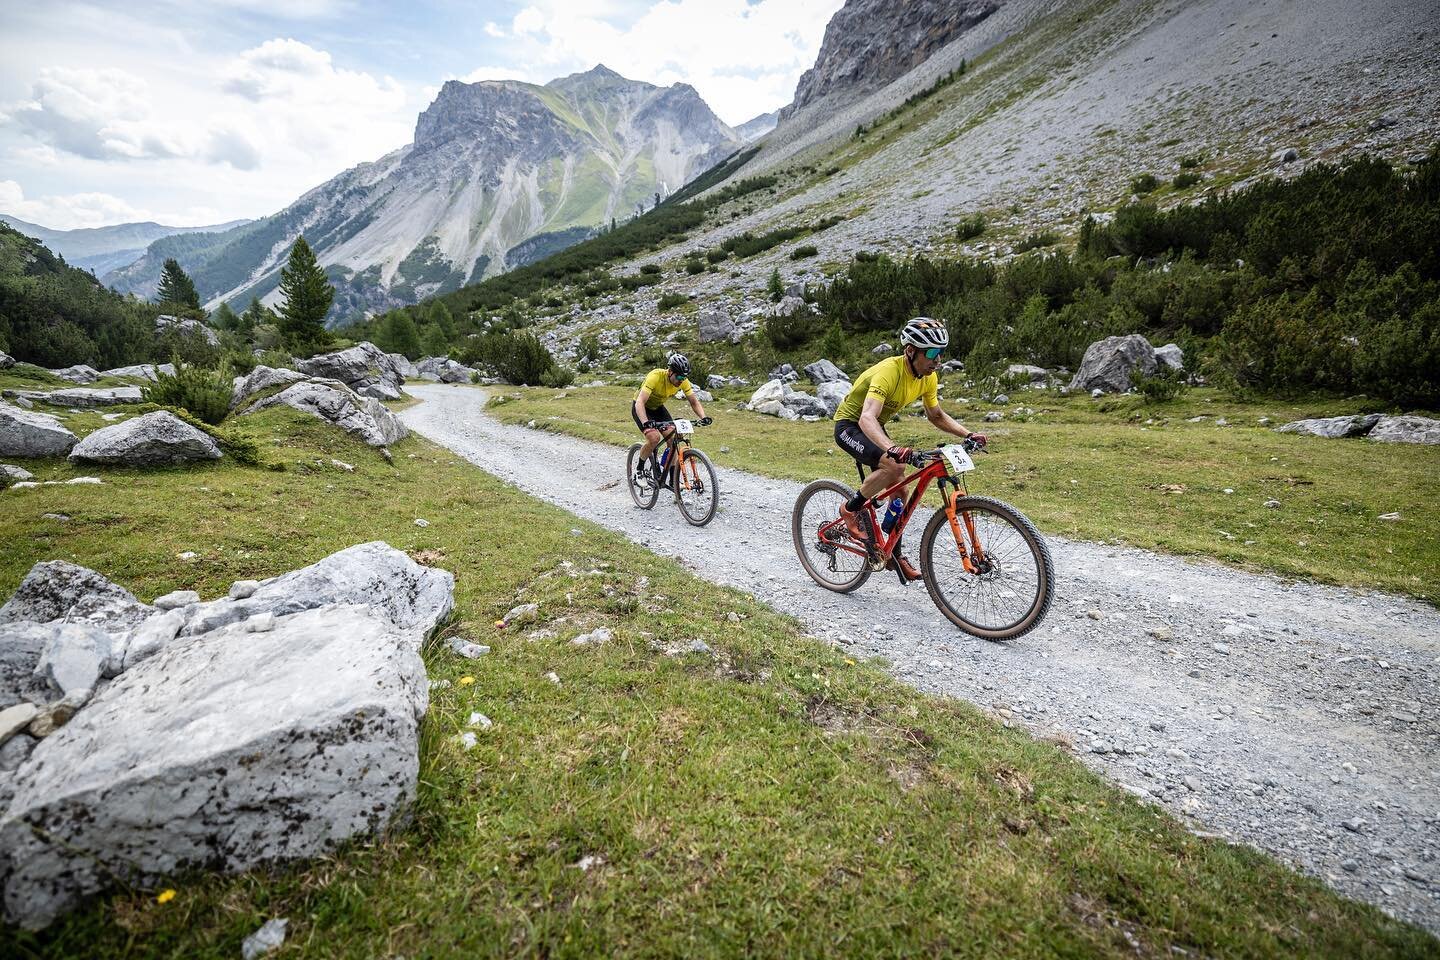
[899,316,949,350]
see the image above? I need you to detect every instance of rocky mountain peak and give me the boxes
[781,0,1004,119]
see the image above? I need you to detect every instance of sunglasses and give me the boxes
[922,347,945,360]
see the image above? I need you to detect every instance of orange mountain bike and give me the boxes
[791,438,1053,640]
[626,418,719,526]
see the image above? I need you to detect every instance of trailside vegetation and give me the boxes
[275,236,334,357]
[812,151,1440,406]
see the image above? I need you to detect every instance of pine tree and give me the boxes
[421,323,449,358]
[212,302,240,331]
[155,258,200,309]
[241,297,272,335]
[379,310,422,359]
[426,301,455,339]
[275,236,333,355]
[767,267,784,302]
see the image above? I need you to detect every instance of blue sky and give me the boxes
[0,0,842,229]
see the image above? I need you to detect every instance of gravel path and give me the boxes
[401,384,1440,931]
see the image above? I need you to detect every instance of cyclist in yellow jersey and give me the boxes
[833,317,985,581]
[632,352,711,478]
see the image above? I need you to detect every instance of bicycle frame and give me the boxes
[653,426,701,492]
[817,458,988,572]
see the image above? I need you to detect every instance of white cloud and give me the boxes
[512,7,546,36]
[484,21,507,38]
[0,179,162,230]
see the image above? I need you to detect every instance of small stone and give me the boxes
[1342,818,1366,833]
[544,671,561,685]
[1148,720,1166,732]
[1218,705,1234,715]
[1377,512,1401,521]
[1146,626,1171,640]
[1086,609,1102,620]
[229,579,261,599]
[241,918,289,960]
[1164,748,1188,760]
[446,637,490,659]
[177,551,197,561]
[153,589,199,610]
[1211,642,1230,655]
[501,603,539,627]
[414,518,430,527]
[571,627,612,646]
[1340,859,1359,873]
[330,459,355,472]
[457,731,478,750]
[1183,775,1202,792]
[0,703,40,744]
[719,446,731,454]
[1264,499,1280,509]
[1390,710,1418,723]
[467,712,493,730]
[247,612,276,632]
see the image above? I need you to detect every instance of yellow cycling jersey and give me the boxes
[832,355,939,424]
[638,368,693,410]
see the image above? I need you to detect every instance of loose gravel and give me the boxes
[401,383,1440,932]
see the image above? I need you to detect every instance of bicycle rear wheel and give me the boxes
[919,495,1053,640]
[675,448,719,526]
[791,479,872,593]
[626,443,659,510]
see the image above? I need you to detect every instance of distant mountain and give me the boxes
[0,215,250,277]
[106,64,744,324]
[735,110,781,142]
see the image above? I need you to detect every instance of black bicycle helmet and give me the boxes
[667,352,692,377]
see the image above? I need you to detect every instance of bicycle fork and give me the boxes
[944,490,989,575]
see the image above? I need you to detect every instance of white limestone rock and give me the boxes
[68,411,222,466]
[1068,334,1157,393]
[0,604,428,930]
[0,403,78,458]
[242,380,406,447]
[0,560,153,633]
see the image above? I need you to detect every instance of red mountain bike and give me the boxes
[791,438,1053,640]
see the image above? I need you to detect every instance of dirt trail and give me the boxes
[400,384,1440,930]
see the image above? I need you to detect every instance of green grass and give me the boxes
[489,385,1440,602]
[2,402,1436,957]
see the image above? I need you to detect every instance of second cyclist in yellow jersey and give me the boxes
[632,352,711,478]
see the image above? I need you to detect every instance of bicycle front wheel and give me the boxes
[626,443,659,510]
[919,495,1053,640]
[674,448,719,526]
[791,479,872,593]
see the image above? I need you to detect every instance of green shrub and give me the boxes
[1014,232,1059,253]
[956,215,987,241]
[539,366,575,388]
[1179,154,1204,169]
[577,334,601,363]
[1172,172,1202,190]
[658,293,688,311]
[640,263,661,275]
[1130,173,1159,194]
[790,245,819,260]
[684,260,706,275]
[1133,364,1188,403]
[705,249,729,264]
[764,308,821,349]
[141,360,233,425]
[460,330,557,385]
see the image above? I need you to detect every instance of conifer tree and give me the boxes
[421,323,449,358]
[767,267,784,302]
[275,236,333,355]
[212,302,240,331]
[426,300,455,338]
[241,297,272,335]
[155,258,200,309]
[379,310,422,359]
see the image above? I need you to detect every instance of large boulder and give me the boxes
[697,308,737,344]
[51,365,99,385]
[154,314,219,346]
[0,603,428,930]
[297,342,405,400]
[817,380,852,416]
[1068,335,1157,393]
[1276,415,1382,439]
[100,363,175,382]
[231,365,306,409]
[771,295,808,318]
[780,391,829,419]
[1367,415,1440,445]
[179,541,454,642]
[1153,343,1184,371]
[243,380,406,447]
[0,404,77,458]
[804,359,849,384]
[0,560,153,633]
[0,350,14,370]
[31,621,113,698]
[748,379,787,416]
[415,357,474,384]
[5,387,144,408]
[68,411,222,467]
[1005,364,1049,383]
[387,353,419,379]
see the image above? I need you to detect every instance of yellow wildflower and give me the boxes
[458,676,475,686]
[156,889,176,904]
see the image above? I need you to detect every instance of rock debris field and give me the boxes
[400,384,1440,932]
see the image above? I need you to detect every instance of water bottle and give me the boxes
[659,446,671,468]
[881,496,904,534]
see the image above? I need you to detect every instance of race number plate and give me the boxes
[672,418,695,436]
[941,444,975,474]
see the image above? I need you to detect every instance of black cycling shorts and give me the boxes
[631,402,673,434]
[835,419,885,468]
